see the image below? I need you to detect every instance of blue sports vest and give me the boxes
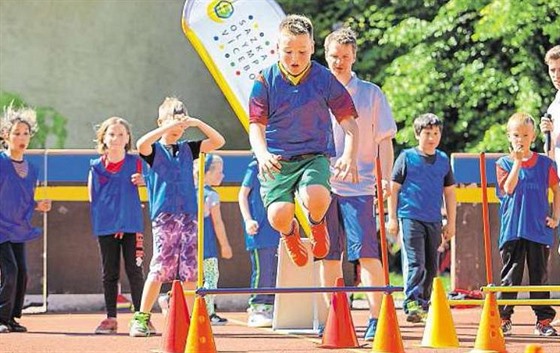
[242,160,279,250]
[145,141,197,220]
[0,152,41,243]
[89,154,144,236]
[397,148,450,223]
[496,154,554,248]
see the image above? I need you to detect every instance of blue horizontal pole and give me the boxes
[195,286,403,296]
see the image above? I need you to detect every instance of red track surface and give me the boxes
[2,307,559,352]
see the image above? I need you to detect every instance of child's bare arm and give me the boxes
[136,122,182,156]
[503,153,522,195]
[195,119,226,153]
[443,185,457,240]
[387,181,401,236]
[238,186,258,235]
[249,123,281,180]
[211,204,232,259]
[333,116,359,183]
[378,137,394,199]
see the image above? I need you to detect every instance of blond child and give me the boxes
[497,112,559,336]
[88,117,146,334]
[194,154,232,325]
[0,105,51,333]
[130,97,225,337]
[248,14,359,268]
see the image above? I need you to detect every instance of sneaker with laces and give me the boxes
[95,317,117,334]
[501,318,512,336]
[209,313,228,326]
[281,219,308,267]
[129,312,151,337]
[535,318,558,336]
[8,319,27,333]
[405,301,427,323]
[309,218,330,259]
[364,318,378,341]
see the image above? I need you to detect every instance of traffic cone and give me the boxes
[321,277,359,348]
[185,296,216,353]
[372,293,405,353]
[162,280,190,353]
[470,292,507,353]
[421,277,459,348]
[524,344,543,353]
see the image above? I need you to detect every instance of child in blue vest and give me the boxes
[0,106,51,333]
[496,112,559,337]
[195,154,232,325]
[238,159,280,327]
[388,113,456,323]
[88,117,146,334]
[130,97,225,337]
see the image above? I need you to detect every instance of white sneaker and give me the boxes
[247,311,273,328]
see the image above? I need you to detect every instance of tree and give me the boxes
[277,0,560,153]
[1,91,68,149]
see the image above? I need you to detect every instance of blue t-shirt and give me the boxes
[241,160,279,250]
[249,61,357,159]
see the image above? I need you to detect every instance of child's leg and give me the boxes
[400,218,426,310]
[10,243,27,321]
[97,235,121,318]
[139,278,163,313]
[121,233,145,313]
[249,247,278,307]
[298,185,331,223]
[526,241,556,321]
[422,221,443,308]
[267,202,295,234]
[203,258,219,315]
[498,239,525,320]
[0,242,17,324]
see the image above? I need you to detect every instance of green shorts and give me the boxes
[260,154,331,208]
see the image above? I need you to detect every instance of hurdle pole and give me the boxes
[481,285,560,293]
[197,153,206,289]
[374,155,390,286]
[449,299,560,306]
[480,152,493,285]
[41,150,48,313]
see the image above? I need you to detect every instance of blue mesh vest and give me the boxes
[397,148,449,223]
[145,141,197,220]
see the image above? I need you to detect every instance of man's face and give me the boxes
[549,58,560,91]
[277,31,314,76]
[325,42,355,79]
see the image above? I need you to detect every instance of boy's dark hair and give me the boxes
[279,14,313,38]
[413,113,443,135]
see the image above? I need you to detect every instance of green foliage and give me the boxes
[0,91,68,148]
[277,0,559,154]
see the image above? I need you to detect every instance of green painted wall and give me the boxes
[0,0,249,149]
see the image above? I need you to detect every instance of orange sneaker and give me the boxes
[309,218,330,259]
[281,219,308,267]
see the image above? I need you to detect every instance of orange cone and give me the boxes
[162,280,190,353]
[470,292,507,353]
[524,344,543,353]
[372,293,405,353]
[185,296,216,353]
[421,277,459,348]
[321,277,359,348]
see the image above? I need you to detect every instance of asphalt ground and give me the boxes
[2,307,559,353]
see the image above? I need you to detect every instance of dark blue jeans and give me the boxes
[0,242,27,322]
[248,247,278,306]
[400,218,441,311]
